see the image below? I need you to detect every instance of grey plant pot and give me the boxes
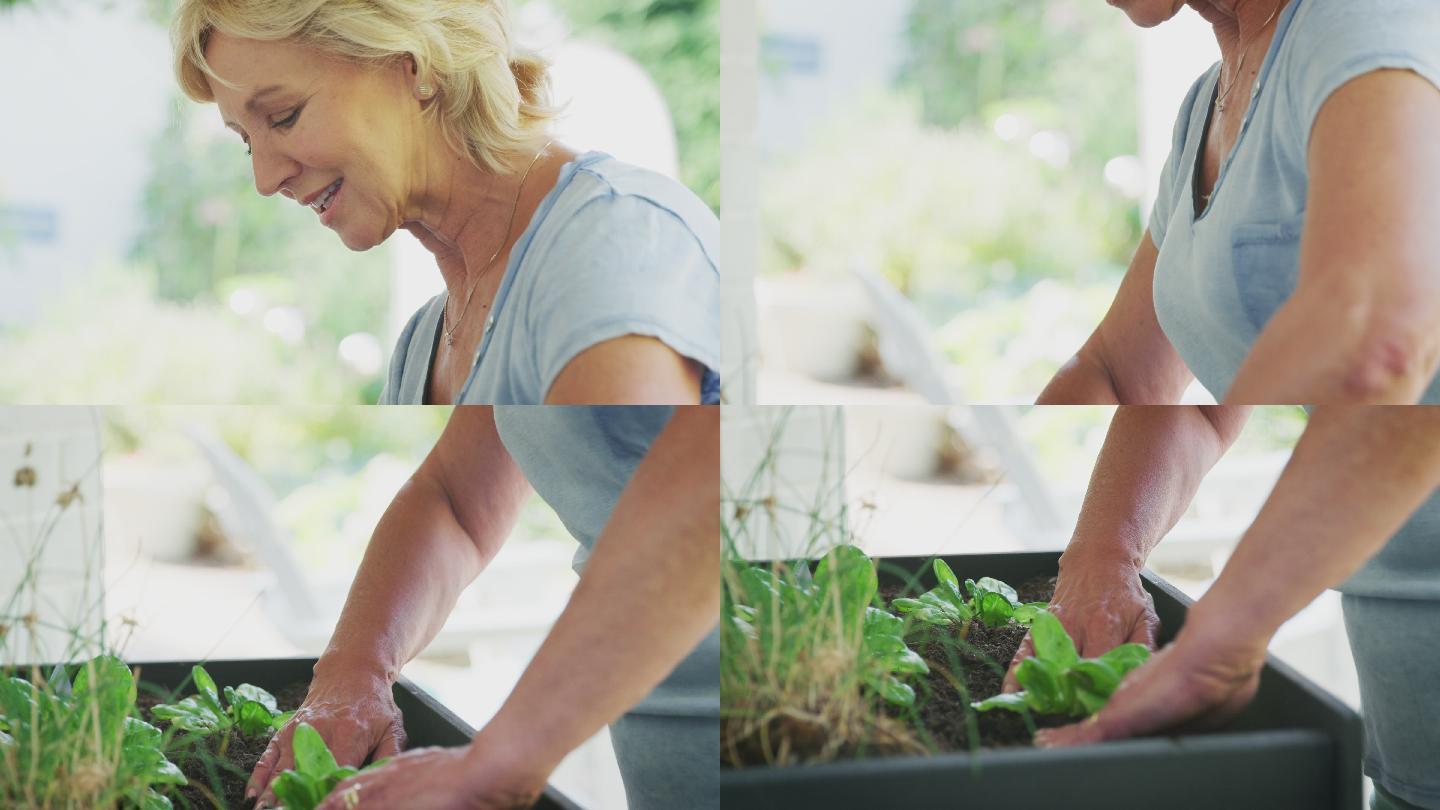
[722,551,1362,810]
[129,657,585,810]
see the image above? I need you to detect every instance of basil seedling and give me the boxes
[892,559,1047,633]
[971,611,1150,717]
[269,722,390,810]
[151,665,293,737]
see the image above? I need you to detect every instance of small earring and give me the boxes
[418,83,433,99]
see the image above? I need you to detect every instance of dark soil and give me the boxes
[137,681,309,809]
[881,575,1071,751]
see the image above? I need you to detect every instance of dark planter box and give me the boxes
[722,551,1362,810]
[125,657,584,810]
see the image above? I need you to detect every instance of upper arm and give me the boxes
[414,406,532,561]
[1076,231,1194,403]
[544,335,703,405]
[1298,69,1440,364]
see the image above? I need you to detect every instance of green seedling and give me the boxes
[269,722,390,810]
[971,611,1150,717]
[892,559,1047,633]
[730,545,929,707]
[151,664,293,738]
[0,655,187,810]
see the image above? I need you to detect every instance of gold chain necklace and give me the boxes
[442,138,555,348]
[1214,2,1282,113]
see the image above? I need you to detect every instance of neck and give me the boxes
[400,134,543,299]
[1189,0,1285,61]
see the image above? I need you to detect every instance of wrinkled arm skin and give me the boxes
[1004,405,1251,691]
[248,407,531,805]
[1041,406,1440,746]
[1226,70,1440,403]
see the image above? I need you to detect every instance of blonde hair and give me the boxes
[172,0,554,175]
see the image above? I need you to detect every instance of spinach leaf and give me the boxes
[151,665,292,737]
[971,611,1150,718]
[270,723,389,810]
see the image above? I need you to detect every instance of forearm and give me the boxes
[475,406,720,772]
[1190,406,1440,644]
[1225,290,1437,404]
[1064,406,1251,571]
[314,476,487,685]
[317,408,531,685]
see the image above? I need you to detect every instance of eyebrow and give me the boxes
[222,84,290,130]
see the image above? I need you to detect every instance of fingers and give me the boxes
[1127,606,1160,650]
[245,725,290,806]
[314,772,366,810]
[371,717,407,761]
[1001,634,1034,693]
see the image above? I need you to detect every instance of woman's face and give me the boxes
[1105,0,1189,27]
[204,32,423,251]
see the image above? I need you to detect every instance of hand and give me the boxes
[1034,611,1267,747]
[247,668,406,808]
[1003,549,1160,692]
[314,733,549,810]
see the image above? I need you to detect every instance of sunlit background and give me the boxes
[1,406,630,809]
[722,405,1367,794]
[742,0,1220,405]
[0,0,717,404]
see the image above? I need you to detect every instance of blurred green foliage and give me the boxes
[900,0,1139,174]
[763,95,1136,301]
[0,267,369,404]
[548,0,719,210]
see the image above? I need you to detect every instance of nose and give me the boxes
[251,141,301,198]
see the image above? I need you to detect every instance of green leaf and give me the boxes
[73,655,137,741]
[971,692,1029,713]
[891,597,926,614]
[191,666,223,714]
[292,722,340,777]
[865,672,916,707]
[150,695,224,733]
[1028,611,1080,668]
[234,699,277,736]
[232,683,279,712]
[932,558,961,597]
[1097,643,1150,676]
[973,577,1019,604]
[140,789,174,810]
[1015,656,1071,715]
[1012,602,1048,625]
[814,544,878,625]
[1069,660,1123,698]
[272,769,326,810]
[976,591,1016,628]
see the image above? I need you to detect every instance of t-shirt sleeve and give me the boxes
[1148,68,1213,251]
[377,301,427,405]
[1288,1,1440,151]
[520,192,720,398]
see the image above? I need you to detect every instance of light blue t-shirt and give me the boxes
[491,406,718,810]
[1149,0,1440,404]
[379,153,720,405]
[1147,2,1440,804]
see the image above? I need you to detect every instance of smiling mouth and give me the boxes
[311,178,343,214]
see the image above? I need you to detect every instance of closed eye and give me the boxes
[271,106,302,129]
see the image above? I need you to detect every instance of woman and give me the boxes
[1002,406,1440,810]
[244,406,720,810]
[1040,0,1440,405]
[172,0,719,405]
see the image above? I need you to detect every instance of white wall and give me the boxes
[0,406,104,666]
[722,0,759,403]
[0,1,171,327]
[756,0,911,158]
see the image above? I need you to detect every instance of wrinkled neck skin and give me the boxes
[400,125,528,299]
[1187,0,1288,67]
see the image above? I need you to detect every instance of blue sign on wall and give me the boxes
[0,206,59,243]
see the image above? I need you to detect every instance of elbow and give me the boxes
[1335,326,1440,403]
